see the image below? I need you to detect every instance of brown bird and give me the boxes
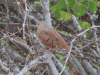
[36,21,77,55]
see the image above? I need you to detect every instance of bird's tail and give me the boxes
[64,45,77,55]
[71,50,77,55]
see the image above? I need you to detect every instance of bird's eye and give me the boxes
[37,22,39,25]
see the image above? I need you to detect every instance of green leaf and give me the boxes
[86,32,90,37]
[34,1,40,5]
[59,10,72,20]
[50,5,57,11]
[66,3,71,13]
[78,20,91,29]
[54,10,61,19]
[78,20,82,25]
[73,4,85,17]
[84,6,88,12]
[89,1,97,13]
[50,0,66,11]
[78,21,90,37]
[82,22,91,29]
[63,31,67,34]
[16,52,21,56]
[73,4,79,14]
[82,2,88,6]
[68,0,76,7]
[79,0,85,2]
[50,0,53,1]
[89,0,93,1]
[94,63,99,67]
[1,40,6,46]
[56,1,66,9]
[96,1,100,6]
[4,4,8,6]
[79,5,85,16]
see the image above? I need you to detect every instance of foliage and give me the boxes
[78,20,91,37]
[55,10,72,20]
[1,40,6,46]
[50,0,98,17]
[78,20,91,30]
[49,0,98,30]
[34,1,41,5]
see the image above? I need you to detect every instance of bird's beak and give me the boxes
[34,25,38,30]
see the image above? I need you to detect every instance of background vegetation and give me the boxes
[0,0,100,75]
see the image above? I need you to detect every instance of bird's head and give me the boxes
[35,20,44,28]
[35,20,49,30]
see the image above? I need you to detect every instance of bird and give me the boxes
[35,21,77,55]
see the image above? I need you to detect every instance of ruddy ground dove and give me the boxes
[36,21,77,55]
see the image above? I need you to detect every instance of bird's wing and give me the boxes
[38,27,63,48]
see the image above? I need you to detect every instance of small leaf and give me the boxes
[83,2,88,6]
[50,5,57,11]
[78,20,82,25]
[54,10,61,19]
[78,20,91,29]
[50,0,66,11]
[73,4,85,17]
[68,0,76,7]
[50,0,53,1]
[79,0,85,2]
[34,1,40,5]
[56,1,66,9]
[78,21,90,37]
[1,40,6,46]
[94,63,99,67]
[4,4,8,6]
[63,31,67,34]
[79,5,85,16]
[59,10,72,20]
[84,6,88,12]
[96,2,100,6]
[73,4,79,14]
[82,22,91,29]
[16,52,21,56]
[89,1,97,13]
